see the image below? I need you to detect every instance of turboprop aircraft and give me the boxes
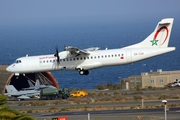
[6,18,175,75]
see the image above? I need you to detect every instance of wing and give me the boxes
[17,95,30,99]
[65,46,90,56]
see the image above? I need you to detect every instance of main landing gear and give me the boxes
[77,69,89,75]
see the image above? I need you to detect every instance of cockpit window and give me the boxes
[16,60,22,63]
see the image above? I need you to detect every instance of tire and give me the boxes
[79,70,84,75]
[84,70,89,75]
[62,94,68,99]
[51,96,55,100]
[79,70,89,75]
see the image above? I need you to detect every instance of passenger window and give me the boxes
[91,57,93,59]
[77,58,79,60]
[112,55,113,57]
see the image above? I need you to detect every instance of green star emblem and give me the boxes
[150,39,159,46]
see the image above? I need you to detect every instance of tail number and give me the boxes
[134,52,144,56]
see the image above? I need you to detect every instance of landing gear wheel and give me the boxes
[79,70,89,75]
[84,70,89,75]
[79,70,84,75]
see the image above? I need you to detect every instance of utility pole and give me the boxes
[162,100,167,120]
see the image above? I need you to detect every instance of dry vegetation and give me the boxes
[13,86,180,114]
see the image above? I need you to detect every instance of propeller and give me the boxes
[54,46,60,64]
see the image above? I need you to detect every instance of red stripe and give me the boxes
[154,26,168,46]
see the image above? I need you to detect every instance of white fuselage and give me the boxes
[6,18,176,75]
[6,47,175,74]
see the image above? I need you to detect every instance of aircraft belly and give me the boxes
[101,58,126,66]
[77,61,102,70]
[61,62,77,70]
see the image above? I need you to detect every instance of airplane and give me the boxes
[4,85,40,100]
[27,79,35,87]
[6,18,175,75]
[22,79,56,90]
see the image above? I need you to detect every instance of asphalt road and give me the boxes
[31,107,180,120]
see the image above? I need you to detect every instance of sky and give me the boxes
[0,0,180,26]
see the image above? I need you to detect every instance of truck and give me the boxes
[40,88,70,100]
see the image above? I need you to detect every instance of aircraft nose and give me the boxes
[6,65,11,72]
[6,64,14,72]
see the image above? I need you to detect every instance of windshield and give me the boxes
[15,59,22,63]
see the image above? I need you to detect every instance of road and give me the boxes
[31,107,180,120]
[6,89,180,120]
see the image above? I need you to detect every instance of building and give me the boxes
[0,65,59,94]
[120,69,180,90]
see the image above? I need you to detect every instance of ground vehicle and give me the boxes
[40,88,70,100]
[167,79,180,87]
[70,90,88,97]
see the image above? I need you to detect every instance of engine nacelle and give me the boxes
[58,51,69,59]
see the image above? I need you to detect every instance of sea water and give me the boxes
[0,19,180,88]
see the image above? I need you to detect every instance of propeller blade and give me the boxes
[54,46,60,64]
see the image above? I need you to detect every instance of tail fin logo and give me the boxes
[150,26,169,46]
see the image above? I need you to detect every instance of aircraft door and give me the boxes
[32,58,38,69]
[126,49,132,62]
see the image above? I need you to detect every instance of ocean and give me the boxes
[1,18,180,89]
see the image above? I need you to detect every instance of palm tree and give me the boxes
[0,94,36,120]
